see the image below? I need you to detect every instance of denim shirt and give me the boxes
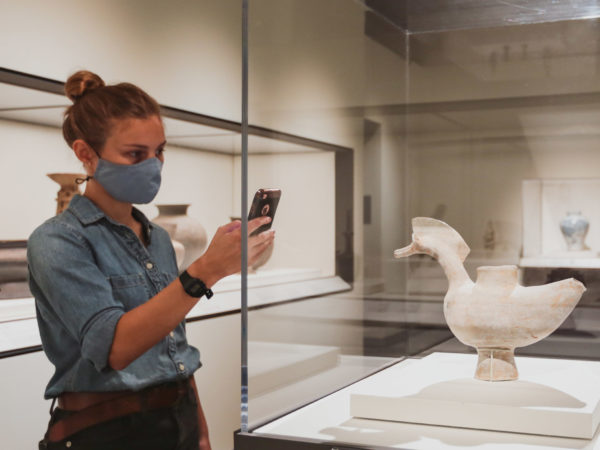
[28,195,201,399]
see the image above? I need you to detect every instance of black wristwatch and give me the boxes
[179,270,213,299]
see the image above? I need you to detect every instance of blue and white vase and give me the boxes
[560,211,589,251]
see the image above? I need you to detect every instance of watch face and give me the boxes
[190,283,204,297]
[180,270,212,299]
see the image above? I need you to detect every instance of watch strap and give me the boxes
[179,270,213,299]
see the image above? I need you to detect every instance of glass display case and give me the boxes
[236,1,600,449]
[3,1,600,449]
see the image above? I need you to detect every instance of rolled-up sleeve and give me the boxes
[28,222,125,372]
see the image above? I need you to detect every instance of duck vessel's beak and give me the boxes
[394,242,419,258]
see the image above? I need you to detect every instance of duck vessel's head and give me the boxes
[394,217,470,262]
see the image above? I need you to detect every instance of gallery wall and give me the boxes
[1,0,245,242]
[1,0,242,121]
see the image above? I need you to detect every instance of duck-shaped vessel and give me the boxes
[395,217,586,381]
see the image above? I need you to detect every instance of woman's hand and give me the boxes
[188,216,275,287]
[108,220,274,370]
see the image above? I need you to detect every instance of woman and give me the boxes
[28,71,274,450]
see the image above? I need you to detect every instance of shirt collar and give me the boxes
[68,194,153,243]
[68,194,105,225]
[131,207,153,244]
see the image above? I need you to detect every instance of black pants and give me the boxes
[39,383,200,450]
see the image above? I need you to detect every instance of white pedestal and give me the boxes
[350,353,600,439]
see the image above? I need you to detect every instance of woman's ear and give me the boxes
[72,140,98,175]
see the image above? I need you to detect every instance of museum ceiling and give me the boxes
[363,0,600,34]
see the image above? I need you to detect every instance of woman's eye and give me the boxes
[156,147,165,156]
[129,151,143,159]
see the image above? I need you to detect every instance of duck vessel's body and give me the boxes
[395,217,586,381]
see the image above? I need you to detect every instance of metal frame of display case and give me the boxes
[0,67,353,154]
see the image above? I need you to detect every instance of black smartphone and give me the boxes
[248,188,281,236]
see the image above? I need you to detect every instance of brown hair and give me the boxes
[62,70,161,153]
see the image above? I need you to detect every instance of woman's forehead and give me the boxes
[108,116,165,143]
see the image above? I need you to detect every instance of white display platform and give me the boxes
[250,355,395,427]
[350,353,600,439]
[249,341,340,395]
[0,298,36,323]
[254,354,600,449]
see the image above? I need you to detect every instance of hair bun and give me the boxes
[64,70,105,102]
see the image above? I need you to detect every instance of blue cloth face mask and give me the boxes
[92,157,163,204]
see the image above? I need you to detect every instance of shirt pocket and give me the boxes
[107,273,150,310]
[159,270,177,289]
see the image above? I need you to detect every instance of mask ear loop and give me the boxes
[75,145,100,185]
[75,175,92,184]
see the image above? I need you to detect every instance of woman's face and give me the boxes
[95,115,166,168]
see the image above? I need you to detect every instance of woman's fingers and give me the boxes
[215,217,268,238]
[248,216,271,235]
[219,220,241,235]
[249,230,274,252]
[197,220,275,281]
[249,229,275,249]
[217,217,270,237]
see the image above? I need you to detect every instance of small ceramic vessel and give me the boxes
[560,211,590,251]
[47,173,85,215]
[153,204,207,269]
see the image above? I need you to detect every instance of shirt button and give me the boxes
[66,442,72,448]
[146,262,154,269]
[169,331,175,338]
[178,363,185,371]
